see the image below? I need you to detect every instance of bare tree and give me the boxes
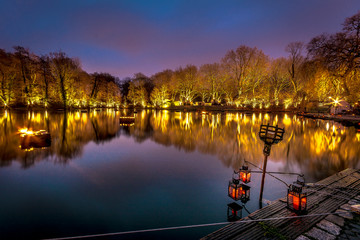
[285,41,304,97]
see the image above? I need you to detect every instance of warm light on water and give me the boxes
[0,110,359,239]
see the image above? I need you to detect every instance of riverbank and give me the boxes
[297,112,360,129]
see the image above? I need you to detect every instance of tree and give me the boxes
[127,73,150,106]
[0,49,18,106]
[199,63,222,103]
[173,65,198,104]
[39,55,53,107]
[151,70,173,106]
[49,51,80,108]
[285,42,304,99]
[222,45,268,103]
[307,11,360,102]
[268,58,291,104]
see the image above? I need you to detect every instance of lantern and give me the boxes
[227,202,242,222]
[239,165,251,184]
[228,182,250,202]
[228,172,241,201]
[240,184,251,203]
[259,124,285,145]
[287,183,307,213]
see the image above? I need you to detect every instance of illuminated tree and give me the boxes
[285,42,304,99]
[199,63,222,103]
[222,45,268,105]
[173,65,198,104]
[151,69,172,105]
[39,55,53,107]
[308,11,360,102]
[49,51,80,108]
[13,46,43,106]
[127,73,150,106]
[0,49,18,106]
[269,58,291,104]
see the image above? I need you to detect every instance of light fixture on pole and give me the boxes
[258,124,284,202]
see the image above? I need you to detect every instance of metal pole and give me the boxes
[259,154,268,203]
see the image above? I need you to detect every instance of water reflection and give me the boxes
[0,110,359,181]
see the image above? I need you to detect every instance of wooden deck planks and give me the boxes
[201,169,360,240]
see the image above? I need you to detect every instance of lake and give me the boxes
[0,109,359,239]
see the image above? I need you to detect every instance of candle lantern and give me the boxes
[239,165,251,184]
[287,183,307,213]
[227,202,242,222]
[228,172,241,201]
[228,182,250,202]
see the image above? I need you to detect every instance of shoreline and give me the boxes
[2,106,360,128]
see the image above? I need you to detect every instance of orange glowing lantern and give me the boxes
[227,202,242,222]
[239,165,251,184]
[228,179,250,202]
[228,171,241,201]
[287,183,307,213]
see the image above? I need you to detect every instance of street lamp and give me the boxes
[258,124,285,202]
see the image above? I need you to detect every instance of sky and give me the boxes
[0,0,359,79]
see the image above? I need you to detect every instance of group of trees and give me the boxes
[1,12,359,109]
[121,12,360,108]
[0,47,121,108]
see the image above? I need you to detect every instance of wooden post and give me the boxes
[259,154,268,203]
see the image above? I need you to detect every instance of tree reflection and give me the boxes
[0,110,359,181]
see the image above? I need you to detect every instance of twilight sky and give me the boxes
[0,0,359,78]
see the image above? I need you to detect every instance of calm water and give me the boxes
[0,110,359,239]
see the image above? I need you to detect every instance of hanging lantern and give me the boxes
[287,183,307,213]
[228,181,250,202]
[228,172,241,201]
[239,165,251,184]
[227,202,242,222]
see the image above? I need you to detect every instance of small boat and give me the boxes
[19,129,51,150]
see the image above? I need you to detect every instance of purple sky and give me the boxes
[0,0,359,78]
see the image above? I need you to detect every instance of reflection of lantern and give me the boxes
[227,202,242,222]
[287,183,307,213]
[239,165,251,184]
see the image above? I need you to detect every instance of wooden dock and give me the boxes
[202,168,360,240]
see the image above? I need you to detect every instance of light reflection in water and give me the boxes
[0,110,359,181]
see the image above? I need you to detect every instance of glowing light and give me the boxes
[19,128,34,136]
[283,114,291,126]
